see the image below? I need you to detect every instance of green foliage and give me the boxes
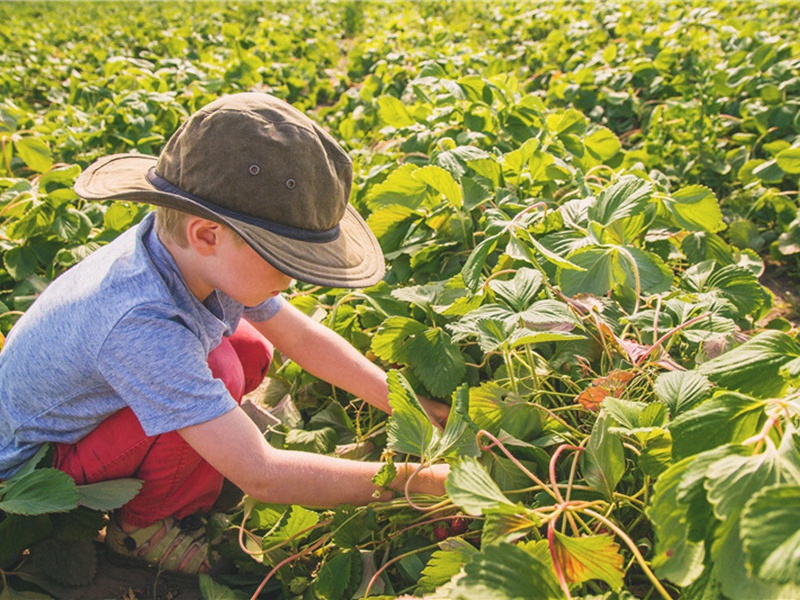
[2,0,800,597]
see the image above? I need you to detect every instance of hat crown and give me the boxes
[155,93,352,232]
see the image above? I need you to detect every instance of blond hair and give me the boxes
[154,206,245,247]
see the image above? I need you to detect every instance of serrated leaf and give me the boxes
[76,478,142,511]
[0,514,51,568]
[741,484,800,585]
[386,370,434,458]
[588,176,652,226]
[452,542,563,600]
[649,455,708,587]
[488,268,542,312]
[371,316,427,364]
[559,245,671,297]
[436,385,479,459]
[418,539,478,593]
[461,236,498,291]
[0,469,78,515]
[698,331,800,398]
[552,532,625,590]
[408,327,465,398]
[415,164,462,208]
[653,371,713,418]
[285,427,337,454]
[377,95,415,128]
[669,392,763,461]
[14,137,53,173]
[776,147,800,174]
[366,164,428,210]
[481,504,539,546]
[662,185,725,233]
[315,551,357,600]
[584,127,622,162]
[3,245,38,281]
[199,573,250,599]
[446,457,513,516]
[581,414,625,499]
[263,505,320,549]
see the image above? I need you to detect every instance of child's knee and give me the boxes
[228,320,273,394]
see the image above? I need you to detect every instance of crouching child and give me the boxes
[0,93,450,575]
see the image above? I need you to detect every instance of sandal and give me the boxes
[105,513,217,578]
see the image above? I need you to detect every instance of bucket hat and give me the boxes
[74,92,384,288]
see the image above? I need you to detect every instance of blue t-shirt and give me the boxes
[0,212,283,478]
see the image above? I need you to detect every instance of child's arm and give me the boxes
[250,302,450,427]
[179,406,448,507]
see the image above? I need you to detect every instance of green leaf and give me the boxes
[588,176,652,226]
[584,127,622,162]
[418,539,478,593]
[698,331,800,398]
[315,551,358,600]
[669,392,763,461]
[76,478,142,511]
[488,268,542,312]
[502,138,540,176]
[408,327,466,398]
[522,230,586,271]
[446,457,513,516]
[436,385,480,459]
[262,505,320,549]
[461,236,498,291]
[741,484,800,585]
[649,455,709,586]
[653,371,713,418]
[371,316,427,364]
[284,427,338,454]
[14,137,53,173]
[415,165,462,208]
[3,245,38,281]
[0,584,53,599]
[776,147,800,174]
[661,185,725,233]
[199,573,250,599]
[552,532,624,590]
[481,504,540,546]
[581,414,625,500]
[0,469,78,515]
[377,95,414,128]
[0,514,51,568]
[386,370,434,458]
[366,164,428,210]
[452,542,563,599]
[559,246,670,297]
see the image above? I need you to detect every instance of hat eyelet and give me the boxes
[248,164,261,176]
[285,178,296,189]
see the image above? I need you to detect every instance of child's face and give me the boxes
[210,228,293,307]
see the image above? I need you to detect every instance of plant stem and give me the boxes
[579,508,672,600]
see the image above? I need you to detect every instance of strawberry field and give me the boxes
[1,1,800,599]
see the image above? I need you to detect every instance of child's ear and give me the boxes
[185,217,223,256]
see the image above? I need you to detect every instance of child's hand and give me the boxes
[418,396,451,429]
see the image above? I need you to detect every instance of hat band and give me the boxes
[146,168,341,243]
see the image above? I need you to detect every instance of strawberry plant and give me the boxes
[1,1,800,598]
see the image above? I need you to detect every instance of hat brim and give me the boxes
[74,154,385,288]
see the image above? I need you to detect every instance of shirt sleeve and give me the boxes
[97,304,237,437]
[243,294,284,322]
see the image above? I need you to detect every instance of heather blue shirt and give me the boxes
[0,212,283,477]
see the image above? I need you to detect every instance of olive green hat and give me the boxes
[74,92,385,288]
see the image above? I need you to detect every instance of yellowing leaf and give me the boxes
[552,532,625,590]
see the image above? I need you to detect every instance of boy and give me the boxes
[0,93,450,575]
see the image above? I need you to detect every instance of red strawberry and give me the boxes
[450,517,469,535]
[432,523,450,541]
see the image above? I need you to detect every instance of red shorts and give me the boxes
[53,319,272,527]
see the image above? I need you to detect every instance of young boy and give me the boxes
[0,93,450,575]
